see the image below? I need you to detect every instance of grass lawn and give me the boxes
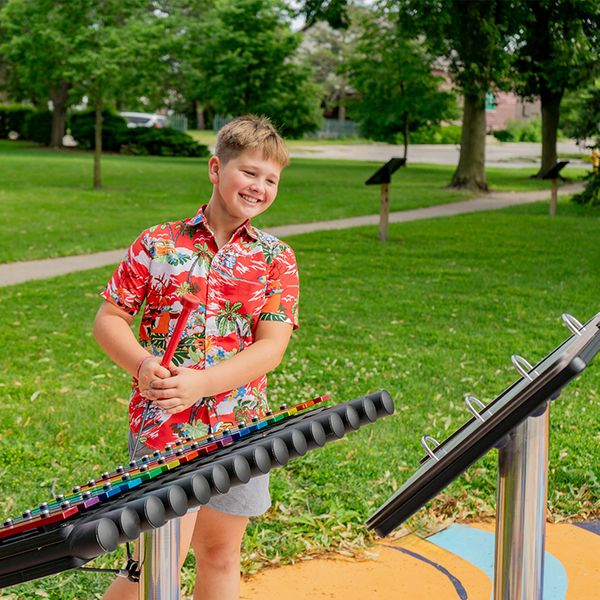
[0,140,586,264]
[0,198,598,598]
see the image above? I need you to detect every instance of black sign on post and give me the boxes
[541,160,569,217]
[365,158,406,241]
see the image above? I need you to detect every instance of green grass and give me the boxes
[0,140,586,264]
[0,197,598,598]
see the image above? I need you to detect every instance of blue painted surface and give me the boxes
[386,544,468,600]
[428,524,568,600]
[573,520,600,536]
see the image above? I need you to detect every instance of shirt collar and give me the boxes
[185,205,259,241]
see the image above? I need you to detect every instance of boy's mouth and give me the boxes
[240,193,261,204]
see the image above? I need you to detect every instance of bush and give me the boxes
[572,171,600,207]
[22,110,53,145]
[410,124,462,144]
[0,104,35,139]
[69,110,129,151]
[493,117,542,143]
[121,127,208,157]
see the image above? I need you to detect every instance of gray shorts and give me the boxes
[127,431,271,517]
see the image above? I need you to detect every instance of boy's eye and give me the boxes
[243,170,255,176]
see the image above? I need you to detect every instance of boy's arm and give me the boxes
[146,321,293,415]
[93,301,170,390]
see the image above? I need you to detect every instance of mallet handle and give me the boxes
[160,294,201,367]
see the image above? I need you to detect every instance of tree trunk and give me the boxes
[402,113,409,162]
[535,89,563,178]
[451,93,488,191]
[194,100,205,130]
[94,96,103,190]
[49,82,70,149]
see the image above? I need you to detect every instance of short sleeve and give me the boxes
[259,244,299,329]
[100,231,152,316]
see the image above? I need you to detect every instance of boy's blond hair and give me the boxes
[214,115,289,167]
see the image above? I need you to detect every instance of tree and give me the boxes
[189,0,323,138]
[0,0,90,147]
[300,20,355,121]
[66,1,166,188]
[346,10,456,159]
[511,0,599,176]
[561,80,600,146]
[393,0,519,190]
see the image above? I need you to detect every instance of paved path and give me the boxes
[0,183,583,287]
[290,139,586,168]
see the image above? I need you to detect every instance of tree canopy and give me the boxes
[347,11,456,158]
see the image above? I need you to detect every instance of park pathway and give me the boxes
[0,183,583,287]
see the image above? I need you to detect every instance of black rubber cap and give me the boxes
[230,456,252,484]
[360,397,377,423]
[180,473,212,507]
[155,485,188,519]
[372,390,395,416]
[208,464,231,494]
[341,405,361,430]
[325,413,345,439]
[68,519,119,559]
[285,429,308,458]
[129,495,167,531]
[303,421,326,448]
[268,437,290,466]
[248,446,272,474]
[118,508,141,541]
[101,507,141,542]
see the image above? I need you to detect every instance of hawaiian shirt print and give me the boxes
[101,205,299,451]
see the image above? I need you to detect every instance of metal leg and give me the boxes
[138,519,180,600]
[493,403,550,600]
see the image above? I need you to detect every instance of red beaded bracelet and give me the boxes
[135,355,153,380]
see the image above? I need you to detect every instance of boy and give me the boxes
[94,115,298,600]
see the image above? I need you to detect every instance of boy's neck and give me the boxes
[203,201,246,249]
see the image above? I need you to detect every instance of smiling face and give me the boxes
[206,149,283,232]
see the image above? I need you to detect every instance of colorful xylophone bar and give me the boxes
[0,390,394,589]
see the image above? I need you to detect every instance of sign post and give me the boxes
[541,161,569,217]
[365,158,406,241]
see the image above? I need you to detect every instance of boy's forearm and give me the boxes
[94,303,149,377]
[200,336,288,397]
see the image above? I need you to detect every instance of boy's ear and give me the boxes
[208,156,221,184]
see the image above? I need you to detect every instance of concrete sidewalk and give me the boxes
[0,184,582,287]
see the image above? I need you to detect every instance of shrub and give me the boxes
[572,171,600,207]
[121,127,208,157]
[22,110,53,145]
[410,124,462,144]
[0,104,35,139]
[493,117,542,143]
[69,110,129,151]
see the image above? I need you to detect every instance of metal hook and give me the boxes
[465,396,486,422]
[421,435,443,462]
[511,355,538,381]
[562,313,584,336]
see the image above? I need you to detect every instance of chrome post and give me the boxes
[493,402,549,600]
[138,519,180,600]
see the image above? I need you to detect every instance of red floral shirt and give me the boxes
[101,206,299,450]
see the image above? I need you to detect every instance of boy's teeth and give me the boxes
[241,194,258,203]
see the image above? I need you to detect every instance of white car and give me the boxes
[120,111,167,128]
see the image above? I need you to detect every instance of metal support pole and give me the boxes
[493,403,550,600]
[138,519,180,600]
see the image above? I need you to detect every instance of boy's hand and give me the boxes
[138,357,171,397]
[145,367,206,415]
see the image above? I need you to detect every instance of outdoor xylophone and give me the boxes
[0,297,395,589]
